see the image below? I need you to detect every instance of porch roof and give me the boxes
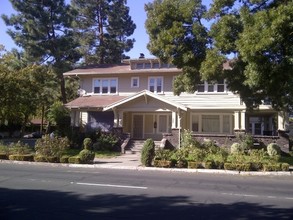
[103,90,188,111]
[65,95,127,110]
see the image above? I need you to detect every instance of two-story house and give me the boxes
[64,58,289,148]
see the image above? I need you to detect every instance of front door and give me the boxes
[133,115,143,139]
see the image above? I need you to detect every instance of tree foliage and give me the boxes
[145,0,208,95]
[71,0,136,65]
[0,47,57,131]
[145,0,293,110]
[2,0,81,103]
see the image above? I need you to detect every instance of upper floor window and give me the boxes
[131,77,139,88]
[197,80,227,93]
[197,81,205,92]
[148,77,163,93]
[93,78,117,94]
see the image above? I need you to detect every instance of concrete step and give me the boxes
[125,139,162,154]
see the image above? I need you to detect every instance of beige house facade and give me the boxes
[64,58,289,148]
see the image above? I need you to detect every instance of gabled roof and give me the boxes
[65,95,127,110]
[103,90,187,111]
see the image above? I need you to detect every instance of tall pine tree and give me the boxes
[71,0,136,65]
[2,0,81,103]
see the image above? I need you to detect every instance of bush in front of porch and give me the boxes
[151,130,292,171]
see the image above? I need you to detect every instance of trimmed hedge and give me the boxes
[9,154,34,161]
[153,159,174,168]
[34,155,47,162]
[68,156,81,164]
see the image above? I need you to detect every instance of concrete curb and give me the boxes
[1,159,292,176]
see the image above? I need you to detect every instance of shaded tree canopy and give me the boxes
[145,0,293,111]
[72,0,136,65]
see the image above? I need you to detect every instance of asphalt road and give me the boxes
[0,163,292,220]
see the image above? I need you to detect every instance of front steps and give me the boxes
[125,139,162,154]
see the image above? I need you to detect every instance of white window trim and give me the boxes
[131,77,139,88]
[148,76,164,94]
[93,78,118,95]
[190,113,232,134]
[197,80,227,93]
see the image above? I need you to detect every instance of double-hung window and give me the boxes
[131,77,139,88]
[197,80,226,93]
[93,78,117,94]
[148,77,163,93]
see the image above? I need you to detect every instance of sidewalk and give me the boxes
[92,153,142,169]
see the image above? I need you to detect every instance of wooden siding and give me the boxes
[79,72,178,95]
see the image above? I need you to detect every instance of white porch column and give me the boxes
[234,111,240,130]
[172,111,177,128]
[240,110,246,130]
[113,108,119,127]
[118,111,123,127]
[278,111,289,131]
[177,109,182,129]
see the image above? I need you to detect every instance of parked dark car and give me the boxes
[23,131,43,139]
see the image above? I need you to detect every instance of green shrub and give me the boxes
[202,139,216,148]
[187,148,205,162]
[204,161,213,169]
[263,163,282,171]
[9,154,34,161]
[230,143,242,154]
[153,159,175,168]
[46,156,59,163]
[68,156,81,164]
[267,143,281,157]
[141,139,155,167]
[250,162,263,171]
[60,155,70,163]
[224,163,236,170]
[171,149,188,168]
[188,161,201,169]
[240,134,254,150]
[35,135,70,160]
[9,141,33,155]
[212,160,224,169]
[154,148,173,160]
[83,138,93,150]
[34,155,47,162]
[0,145,10,157]
[94,133,118,151]
[281,163,289,171]
[181,129,198,148]
[79,149,95,164]
[234,163,252,171]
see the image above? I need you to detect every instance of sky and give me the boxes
[0,0,213,59]
[0,0,154,59]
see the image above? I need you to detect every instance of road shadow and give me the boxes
[0,187,292,220]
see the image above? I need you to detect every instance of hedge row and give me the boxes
[0,154,94,164]
[153,159,290,172]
